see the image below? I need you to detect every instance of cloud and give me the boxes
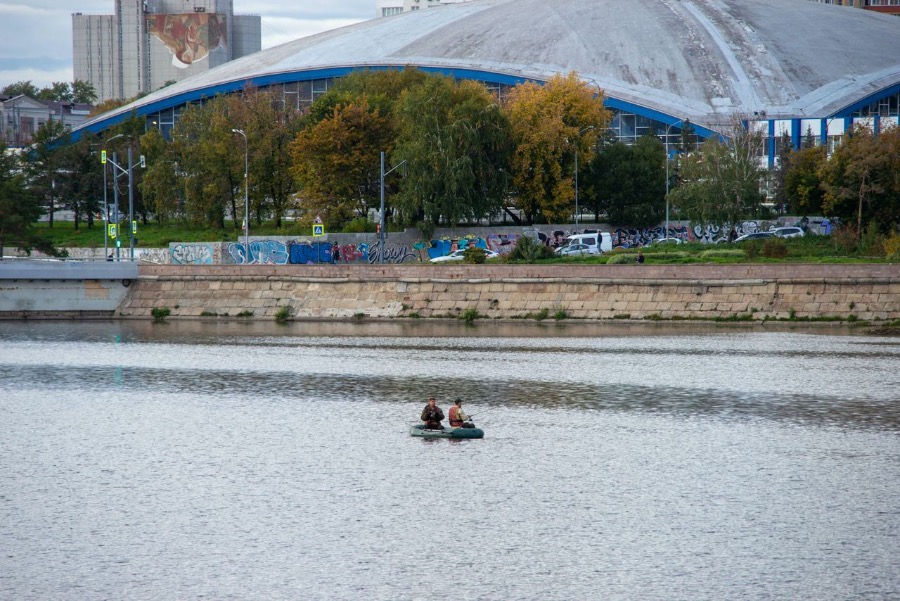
[0,1,374,90]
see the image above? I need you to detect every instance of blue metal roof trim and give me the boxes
[75,65,719,141]
[831,81,900,118]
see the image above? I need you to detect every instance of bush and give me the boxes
[762,238,788,258]
[606,253,636,264]
[151,307,170,321]
[885,232,900,261]
[460,308,480,323]
[507,235,555,261]
[275,306,291,323]
[462,246,487,264]
[743,240,761,259]
[343,217,373,233]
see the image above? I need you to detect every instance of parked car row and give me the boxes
[429,248,500,263]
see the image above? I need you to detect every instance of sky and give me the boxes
[0,1,374,90]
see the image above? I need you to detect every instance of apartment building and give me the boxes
[73,0,261,104]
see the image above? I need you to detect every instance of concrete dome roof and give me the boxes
[81,0,900,135]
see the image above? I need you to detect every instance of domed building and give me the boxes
[76,0,900,166]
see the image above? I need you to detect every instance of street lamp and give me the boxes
[232,129,250,262]
[573,125,595,227]
[103,133,126,261]
[663,120,684,240]
[379,151,406,264]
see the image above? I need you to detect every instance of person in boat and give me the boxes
[448,398,472,428]
[421,397,445,430]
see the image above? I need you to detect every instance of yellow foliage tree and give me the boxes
[504,72,610,224]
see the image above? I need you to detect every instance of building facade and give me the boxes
[807,0,900,15]
[73,0,261,104]
[376,0,474,18]
[1,96,93,148]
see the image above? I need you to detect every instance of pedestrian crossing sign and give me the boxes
[312,224,325,237]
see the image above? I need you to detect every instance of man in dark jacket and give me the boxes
[421,397,445,430]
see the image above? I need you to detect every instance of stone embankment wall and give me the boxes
[121,264,899,321]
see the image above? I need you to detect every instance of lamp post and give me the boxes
[573,125,595,227]
[232,129,250,262]
[379,151,406,264]
[104,133,125,261]
[663,120,684,240]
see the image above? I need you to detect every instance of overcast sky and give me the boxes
[0,1,374,89]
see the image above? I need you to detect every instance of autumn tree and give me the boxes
[392,75,512,227]
[668,116,767,226]
[820,124,899,237]
[291,98,395,228]
[504,72,610,224]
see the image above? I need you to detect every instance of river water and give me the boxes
[1,320,898,600]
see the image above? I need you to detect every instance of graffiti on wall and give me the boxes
[138,248,171,264]
[171,243,215,265]
[226,240,290,265]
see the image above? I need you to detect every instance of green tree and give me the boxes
[72,80,98,104]
[393,75,512,227]
[820,124,899,237]
[505,72,610,224]
[587,135,666,227]
[668,116,766,226]
[1,81,39,98]
[233,89,304,228]
[58,134,104,230]
[27,119,70,228]
[37,82,72,102]
[0,143,58,257]
[783,145,826,216]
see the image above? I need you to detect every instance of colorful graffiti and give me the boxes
[227,240,290,265]
[171,243,215,265]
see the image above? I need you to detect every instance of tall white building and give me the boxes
[73,0,261,104]
[376,0,475,18]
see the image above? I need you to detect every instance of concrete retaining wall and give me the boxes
[0,260,139,316]
[120,264,900,322]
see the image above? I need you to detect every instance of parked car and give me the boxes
[773,226,805,239]
[555,243,598,256]
[733,231,775,243]
[651,237,682,245]
[429,248,499,263]
[563,232,613,254]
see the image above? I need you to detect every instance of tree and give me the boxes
[232,89,303,228]
[37,82,72,102]
[820,124,899,237]
[587,135,666,227]
[1,81,39,98]
[72,80,98,104]
[291,98,395,228]
[668,116,767,226]
[26,119,70,228]
[783,145,826,216]
[505,72,610,224]
[0,143,58,257]
[58,133,103,230]
[393,75,512,227]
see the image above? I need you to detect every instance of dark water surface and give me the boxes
[1,321,898,600]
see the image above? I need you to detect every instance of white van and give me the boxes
[563,232,613,254]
